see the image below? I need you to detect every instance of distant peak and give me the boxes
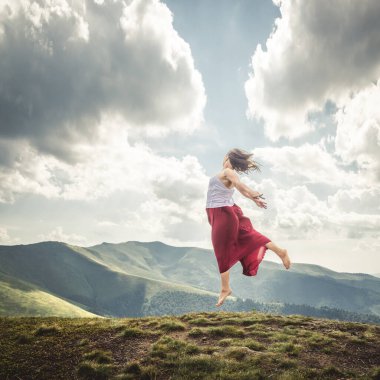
[33,240,68,247]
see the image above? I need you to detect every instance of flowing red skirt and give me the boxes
[206,203,271,276]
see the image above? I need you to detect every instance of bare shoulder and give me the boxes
[217,168,233,179]
[223,168,240,184]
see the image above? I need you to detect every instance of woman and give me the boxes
[205,148,291,307]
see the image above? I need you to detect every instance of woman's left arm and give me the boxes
[224,168,262,202]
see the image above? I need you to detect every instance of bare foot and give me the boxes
[278,248,291,269]
[216,288,232,307]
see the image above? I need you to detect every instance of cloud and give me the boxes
[96,220,118,227]
[328,187,380,215]
[233,174,380,241]
[0,0,210,247]
[0,0,210,245]
[275,237,380,274]
[251,143,366,188]
[0,139,61,203]
[327,185,380,239]
[0,117,210,243]
[37,226,88,245]
[244,0,380,141]
[242,0,380,251]
[0,117,209,203]
[235,178,331,240]
[0,0,206,162]
[334,79,380,184]
[0,226,20,244]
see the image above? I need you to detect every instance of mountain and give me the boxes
[1,311,379,379]
[0,241,224,318]
[0,240,379,319]
[85,240,380,317]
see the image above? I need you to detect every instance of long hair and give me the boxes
[227,148,262,174]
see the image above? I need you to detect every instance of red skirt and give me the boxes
[206,203,271,276]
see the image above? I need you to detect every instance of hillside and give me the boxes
[0,310,379,379]
[0,240,379,321]
[0,272,99,317]
[85,241,380,316]
[0,241,226,318]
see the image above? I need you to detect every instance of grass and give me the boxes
[268,342,302,356]
[34,323,61,336]
[158,320,187,332]
[77,361,115,379]
[82,349,113,364]
[0,310,379,379]
[119,327,150,338]
[207,325,246,337]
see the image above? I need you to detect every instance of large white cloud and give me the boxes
[334,79,380,185]
[0,0,206,162]
[328,187,380,215]
[0,116,210,242]
[252,142,367,188]
[234,175,380,242]
[231,142,379,241]
[245,0,380,141]
[234,178,332,241]
[0,0,210,246]
[0,117,208,198]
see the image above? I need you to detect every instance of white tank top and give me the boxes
[206,175,235,208]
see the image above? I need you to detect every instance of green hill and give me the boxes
[0,272,99,317]
[0,310,379,379]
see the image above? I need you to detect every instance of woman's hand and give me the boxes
[252,193,267,209]
[254,198,267,209]
[251,190,261,198]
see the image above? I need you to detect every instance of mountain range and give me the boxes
[0,240,379,320]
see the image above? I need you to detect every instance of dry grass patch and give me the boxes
[268,342,302,357]
[218,338,234,347]
[119,326,153,338]
[306,332,335,348]
[33,323,61,336]
[82,349,113,364]
[207,325,245,338]
[77,361,115,379]
[158,320,187,333]
[224,346,256,361]
[200,345,219,355]
[188,317,218,326]
[239,338,267,352]
[149,335,200,360]
[187,327,205,338]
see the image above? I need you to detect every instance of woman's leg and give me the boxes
[209,207,238,307]
[216,269,232,307]
[265,241,291,269]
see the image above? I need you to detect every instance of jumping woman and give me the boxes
[205,148,291,307]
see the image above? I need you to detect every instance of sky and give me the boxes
[0,0,379,275]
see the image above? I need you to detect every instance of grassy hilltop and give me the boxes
[1,310,379,380]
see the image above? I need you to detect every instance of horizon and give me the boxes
[1,238,379,277]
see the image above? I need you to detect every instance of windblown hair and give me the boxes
[227,148,262,174]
